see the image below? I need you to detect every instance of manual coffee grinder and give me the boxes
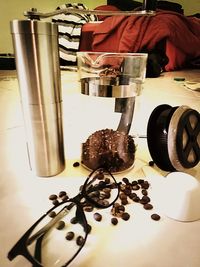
[10,17,65,177]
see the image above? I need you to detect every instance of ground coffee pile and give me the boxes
[81,128,136,173]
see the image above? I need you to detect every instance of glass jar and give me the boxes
[77,52,147,173]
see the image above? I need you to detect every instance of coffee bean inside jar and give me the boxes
[81,129,136,173]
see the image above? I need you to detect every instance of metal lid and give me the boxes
[10,19,58,36]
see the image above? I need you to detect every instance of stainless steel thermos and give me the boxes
[10,20,65,177]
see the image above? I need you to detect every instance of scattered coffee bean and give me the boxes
[102,192,111,199]
[105,177,111,184]
[73,162,80,167]
[137,179,144,184]
[131,180,138,186]
[70,217,78,224]
[143,203,153,210]
[142,189,148,196]
[124,188,132,196]
[141,181,150,189]
[59,191,67,198]
[118,205,125,213]
[49,211,57,218]
[49,194,57,201]
[149,161,154,166]
[111,217,118,225]
[120,184,126,191]
[94,212,102,222]
[121,198,128,205]
[61,195,69,202]
[121,212,130,221]
[113,203,120,208]
[56,220,65,230]
[122,177,130,184]
[119,193,127,200]
[76,236,85,246]
[132,196,140,202]
[52,199,60,206]
[65,231,75,241]
[84,205,94,212]
[129,192,137,200]
[103,188,111,194]
[151,214,161,221]
[96,172,104,180]
[140,196,151,204]
[86,224,92,234]
[132,184,140,191]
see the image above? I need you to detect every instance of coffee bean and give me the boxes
[140,196,151,204]
[73,162,80,167]
[124,188,132,196]
[61,195,69,202]
[49,211,57,218]
[65,231,74,240]
[94,212,102,222]
[96,173,104,180]
[132,184,140,191]
[129,192,137,200]
[56,220,65,230]
[121,198,128,205]
[133,196,140,202]
[70,217,78,224]
[84,205,94,212]
[121,212,130,221]
[86,224,92,234]
[120,184,126,191]
[105,177,111,184]
[103,188,111,194]
[111,217,118,225]
[141,181,150,189]
[49,194,57,201]
[118,205,125,212]
[122,177,130,184]
[119,193,127,200]
[142,189,148,196]
[76,236,85,246]
[137,179,144,184]
[151,214,160,221]
[52,199,60,206]
[59,191,67,198]
[102,199,110,207]
[149,161,154,166]
[132,180,138,186]
[143,203,153,210]
[102,192,111,199]
[113,203,120,208]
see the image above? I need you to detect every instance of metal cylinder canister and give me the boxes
[10,20,65,177]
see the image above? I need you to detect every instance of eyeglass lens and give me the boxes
[26,201,87,267]
[83,168,119,208]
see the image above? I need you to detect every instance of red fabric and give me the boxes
[92,11,200,71]
[79,23,101,51]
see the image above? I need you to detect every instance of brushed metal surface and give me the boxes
[11,20,65,176]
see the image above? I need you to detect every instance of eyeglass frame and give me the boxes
[7,167,121,267]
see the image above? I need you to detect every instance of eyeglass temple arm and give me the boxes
[27,204,72,245]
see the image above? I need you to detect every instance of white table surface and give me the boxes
[0,69,199,267]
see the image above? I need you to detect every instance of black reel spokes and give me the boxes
[147,104,200,172]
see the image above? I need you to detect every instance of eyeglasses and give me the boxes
[8,167,120,267]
